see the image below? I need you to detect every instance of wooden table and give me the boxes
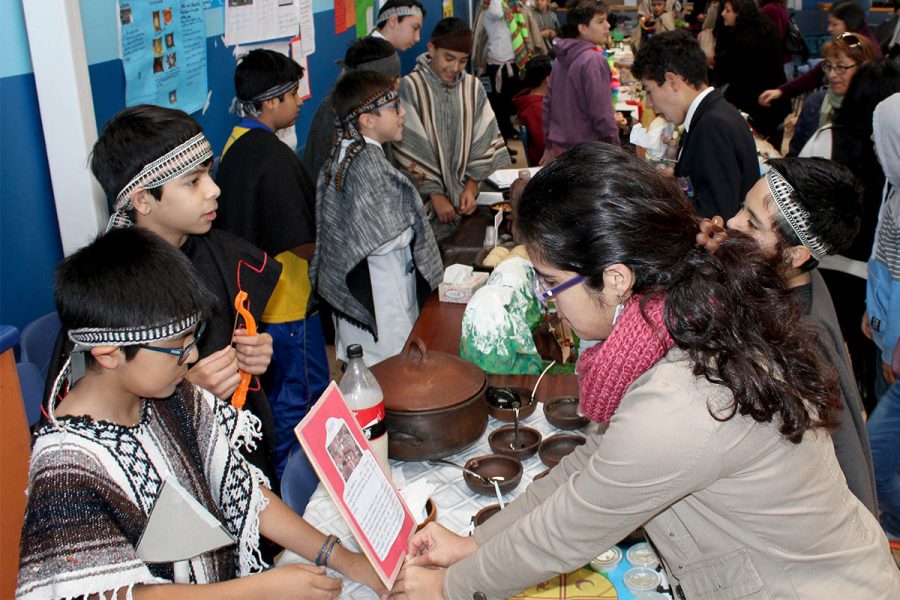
[410,210,580,403]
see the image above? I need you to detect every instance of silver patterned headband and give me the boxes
[113,133,213,212]
[229,79,300,117]
[376,5,423,25]
[766,169,830,260]
[47,312,203,428]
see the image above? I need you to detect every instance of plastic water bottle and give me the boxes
[339,344,390,472]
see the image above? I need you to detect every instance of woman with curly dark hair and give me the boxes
[713,0,790,142]
[390,143,900,600]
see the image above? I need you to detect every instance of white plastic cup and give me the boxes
[626,542,660,569]
[623,566,661,594]
[588,546,623,573]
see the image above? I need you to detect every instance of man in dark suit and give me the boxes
[632,30,758,219]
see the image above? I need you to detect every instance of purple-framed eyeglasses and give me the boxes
[532,274,586,307]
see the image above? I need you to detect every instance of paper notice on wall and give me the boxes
[298,0,315,55]
[119,0,209,114]
[290,37,311,100]
[443,0,453,17]
[225,0,302,46]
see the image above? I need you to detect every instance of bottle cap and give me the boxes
[347,344,364,359]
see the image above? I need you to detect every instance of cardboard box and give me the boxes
[438,272,489,304]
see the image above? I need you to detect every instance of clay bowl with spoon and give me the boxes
[488,425,541,460]
[462,454,523,496]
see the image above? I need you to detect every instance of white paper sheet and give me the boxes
[225,0,301,46]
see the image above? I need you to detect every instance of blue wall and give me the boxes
[0,0,468,332]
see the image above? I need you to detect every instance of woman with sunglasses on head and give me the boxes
[787,33,877,155]
[758,0,882,109]
[390,142,900,600]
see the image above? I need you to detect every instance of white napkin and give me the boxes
[443,264,474,284]
[399,478,438,524]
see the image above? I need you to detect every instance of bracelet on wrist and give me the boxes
[314,534,342,568]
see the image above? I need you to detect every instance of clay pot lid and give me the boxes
[370,338,486,412]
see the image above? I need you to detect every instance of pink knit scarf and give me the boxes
[576,294,675,423]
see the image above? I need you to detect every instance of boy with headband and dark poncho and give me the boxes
[17,228,384,599]
[215,49,328,480]
[393,17,511,246]
[311,71,443,366]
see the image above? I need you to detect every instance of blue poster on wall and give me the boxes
[120,0,208,114]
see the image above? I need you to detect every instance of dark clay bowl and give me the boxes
[415,498,437,532]
[486,386,538,421]
[488,425,541,460]
[463,454,523,496]
[538,434,587,468]
[472,503,502,527]
[543,396,590,430]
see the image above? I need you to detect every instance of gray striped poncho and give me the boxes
[17,384,268,599]
[393,53,511,244]
[311,141,443,338]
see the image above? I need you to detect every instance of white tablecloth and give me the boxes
[278,406,591,598]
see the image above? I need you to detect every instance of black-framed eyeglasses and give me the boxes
[822,61,858,74]
[373,100,401,114]
[139,321,206,366]
[532,274,586,308]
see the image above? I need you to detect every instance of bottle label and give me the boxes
[352,403,387,441]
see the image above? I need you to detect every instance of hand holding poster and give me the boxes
[295,382,416,588]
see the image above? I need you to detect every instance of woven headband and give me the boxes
[339,53,402,79]
[766,169,830,260]
[47,313,203,428]
[431,30,473,54]
[114,133,213,212]
[229,79,300,117]
[343,86,400,125]
[376,5,423,25]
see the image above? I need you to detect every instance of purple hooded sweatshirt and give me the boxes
[543,37,619,152]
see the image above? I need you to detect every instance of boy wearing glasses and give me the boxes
[311,70,442,366]
[88,104,281,487]
[215,49,329,478]
[17,228,383,598]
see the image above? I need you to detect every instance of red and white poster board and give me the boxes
[294,381,415,589]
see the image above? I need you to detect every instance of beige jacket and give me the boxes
[445,350,900,600]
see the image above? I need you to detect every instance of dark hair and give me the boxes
[91,105,204,209]
[631,29,708,87]
[560,1,608,38]
[331,70,395,119]
[377,0,426,26]
[430,16,471,40]
[829,1,867,33]
[726,0,778,38]
[234,49,304,111]
[515,142,839,442]
[55,228,215,365]
[522,54,553,88]
[344,36,397,68]
[767,158,863,266]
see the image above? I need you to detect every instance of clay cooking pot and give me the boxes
[370,338,488,460]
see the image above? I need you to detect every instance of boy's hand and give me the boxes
[458,188,477,216]
[758,89,782,107]
[185,346,241,399]
[262,564,342,599]
[233,329,273,375]
[430,195,457,224]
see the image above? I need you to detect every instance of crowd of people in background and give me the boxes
[16,0,900,597]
